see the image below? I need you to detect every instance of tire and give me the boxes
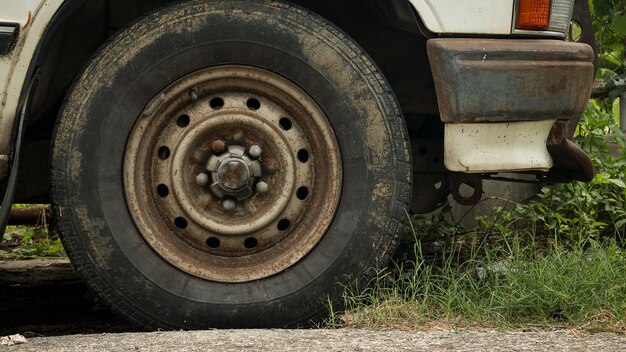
[51,0,411,329]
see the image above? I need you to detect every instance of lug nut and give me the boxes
[223,199,237,210]
[212,140,226,154]
[196,173,209,186]
[249,145,262,159]
[256,181,269,195]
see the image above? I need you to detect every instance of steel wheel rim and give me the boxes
[124,65,342,283]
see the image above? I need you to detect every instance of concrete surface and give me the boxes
[3,329,626,351]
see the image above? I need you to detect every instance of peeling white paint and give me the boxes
[445,120,556,173]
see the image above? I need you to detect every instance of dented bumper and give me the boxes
[427,39,594,123]
[427,39,595,180]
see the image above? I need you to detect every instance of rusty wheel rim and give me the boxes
[124,66,342,283]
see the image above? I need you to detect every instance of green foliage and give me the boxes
[493,102,626,244]
[590,0,625,100]
[0,205,65,258]
[3,225,65,257]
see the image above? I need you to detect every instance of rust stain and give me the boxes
[427,38,594,123]
[22,11,32,31]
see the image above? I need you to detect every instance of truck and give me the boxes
[0,0,596,328]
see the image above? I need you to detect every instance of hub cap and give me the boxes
[123,66,342,282]
[217,159,250,190]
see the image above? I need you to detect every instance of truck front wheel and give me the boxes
[51,0,411,329]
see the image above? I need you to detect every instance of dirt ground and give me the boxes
[0,257,137,337]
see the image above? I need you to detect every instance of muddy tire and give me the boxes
[51,0,411,329]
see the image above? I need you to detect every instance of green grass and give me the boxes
[328,100,626,332]
[328,221,626,332]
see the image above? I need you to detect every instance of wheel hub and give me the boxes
[217,159,250,190]
[200,145,264,203]
[123,65,342,283]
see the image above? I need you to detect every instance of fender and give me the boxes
[0,0,70,178]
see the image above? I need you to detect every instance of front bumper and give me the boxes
[427,39,595,179]
[427,39,594,123]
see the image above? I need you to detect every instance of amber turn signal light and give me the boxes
[516,0,551,30]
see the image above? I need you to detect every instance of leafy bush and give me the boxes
[591,0,625,99]
[486,103,626,245]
